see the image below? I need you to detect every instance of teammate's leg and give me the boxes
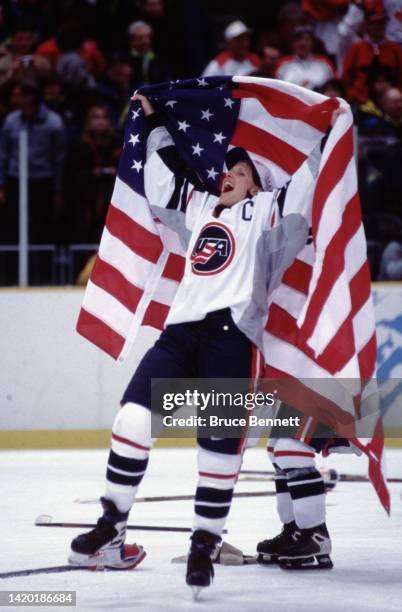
[259,437,332,569]
[257,440,298,564]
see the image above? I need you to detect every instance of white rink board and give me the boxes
[0,289,158,430]
[0,285,401,431]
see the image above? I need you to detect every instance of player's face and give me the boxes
[220,161,259,207]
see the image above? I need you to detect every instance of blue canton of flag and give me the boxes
[118,77,240,198]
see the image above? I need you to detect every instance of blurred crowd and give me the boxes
[0,0,401,284]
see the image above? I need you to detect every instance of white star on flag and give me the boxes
[192,143,204,156]
[197,78,208,87]
[131,108,141,120]
[128,133,140,146]
[207,167,218,180]
[178,120,190,132]
[201,108,213,121]
[224,98,235,108]
[213,132,226,144]
[165,100,178,108]
[131,160,143,172]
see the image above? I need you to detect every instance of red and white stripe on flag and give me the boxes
[76,176,185,360]
[231,77,388,513]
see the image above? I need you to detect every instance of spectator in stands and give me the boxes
[262,2,304,55]
[357,86,402,215]
[141,0,165,20]
[0,80,66,245]
[97,58,133,130]
[9,0,46,40]
[126,20,168,88]
[319,77,347,98]
[252,46,281,78]
[342,8,402,103]
[42,72,80,142]
[381,86,402,125]
[55,23,96,92]
[202,20,260,77]
[336,1,402,50]
[36,20,107,80]
[354,68,396,136]
[275,26,335,90]
[0,20,51,86]
[139,0,169,58]
[63,104,121,243]
[0,1,12,51]
[383,0,402,46]
[302,0,349,65]
[378,239,402,279]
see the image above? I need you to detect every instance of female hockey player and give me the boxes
[68,93,336,593]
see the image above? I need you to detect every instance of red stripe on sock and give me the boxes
[274,451,315,458]
[199,471,238,480]
[112,432,150,452]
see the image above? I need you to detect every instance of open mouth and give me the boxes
[222,180,234,193]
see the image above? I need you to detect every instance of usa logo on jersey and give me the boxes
[191,222,235,275]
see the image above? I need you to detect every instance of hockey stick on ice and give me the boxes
[74,490,276,504]
[239,470,402,483]
[0,565,87,579]
[35,515,195,533]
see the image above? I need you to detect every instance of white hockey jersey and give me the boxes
[144,118,309,350]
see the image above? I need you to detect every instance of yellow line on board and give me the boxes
[0,430,401,450]
[0,286,84,293]
[0,430,196,449]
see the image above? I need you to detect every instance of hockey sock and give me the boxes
[286,466,326,529]
[272,438,325,529]
[267,441,295,524]
[273,467,295,524]
[193,446,242,537]
[105,403,154,514]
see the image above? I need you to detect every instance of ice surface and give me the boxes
[1,447,401,611]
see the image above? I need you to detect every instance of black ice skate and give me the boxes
[186,530,221,600]
[68,497,146,570]
[278,523,333,570]
[257,520,300,564]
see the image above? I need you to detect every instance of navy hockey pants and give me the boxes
[122,308,262,455]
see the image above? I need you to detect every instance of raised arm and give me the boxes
[133,94,206,214]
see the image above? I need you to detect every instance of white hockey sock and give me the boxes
[267,440,295,524]
[274,469,295,524]
[105,403,154,514]
[286,466,326,529]
[193,447,242,537]
[272,438,325,529]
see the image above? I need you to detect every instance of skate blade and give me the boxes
[191,586,203,601]
[257,553,278,565]
[279,554,333,570]
[243,554,258,565]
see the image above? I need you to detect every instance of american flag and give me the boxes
[76,76,389,513]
